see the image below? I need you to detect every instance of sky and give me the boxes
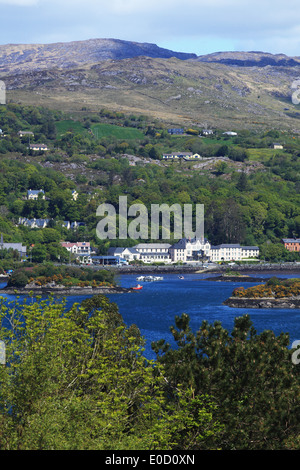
[1,0,300,56]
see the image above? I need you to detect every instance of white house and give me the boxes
[61,241,92,264]
[61,241,91,256]
[18,130,34,138]
[27,189,45,200]
[72,190,78,201]
[18,217,50,228]
[29,143,48,151]
[273,143,283,149]
[162,152,192,160]
[108,246,141,262]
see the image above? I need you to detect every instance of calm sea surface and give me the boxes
[1,272,300,360]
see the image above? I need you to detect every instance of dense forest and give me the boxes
[0,102,299,263]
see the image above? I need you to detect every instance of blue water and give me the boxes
[1,273,300,360]
[108,273,300,358]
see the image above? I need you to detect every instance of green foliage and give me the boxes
[0,103,299,255]
[153,313,300,450]
[0,297,221,450]
[7,264,116,288]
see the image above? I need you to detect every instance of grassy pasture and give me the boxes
[91,123,145,140]
[55,120,87,136]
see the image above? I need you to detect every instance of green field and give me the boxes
[247,148,281,161]
[55,120,87,136]
[91,123,145,140]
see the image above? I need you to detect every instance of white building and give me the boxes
[61,241,92,264]
[134,243,172,263]
[210,244,259,262]
[29,143,48,151]
[18,217,50,228]
[169,238,211,263]
[72,190,78,201]
[0,242,27,258]
[105,240,259,265]
[108,246,141,262]
[27,189,45,200]
[18,130,34,138]
[61,241,91,255]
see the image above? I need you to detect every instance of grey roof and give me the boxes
[0,243,26,253]
[170,239,188,249]
[108,247,125,255]
[27,189,45,195]
[241,246,259,250]
[134,243,171,249]
[127,247,139,254]
[170,237,209,250]
[140,251,170,256]
[211,244,259,250]
[282,239,300,243]
[211,244,241,249]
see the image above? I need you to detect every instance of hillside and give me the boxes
[1,39,300,131]
[195,51,300,67]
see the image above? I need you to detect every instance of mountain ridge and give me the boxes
[1,38,300,74]
[0,38,197,74]
[1,38,300,131]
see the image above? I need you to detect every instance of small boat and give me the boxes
[136,275,163,282]
[178,275,184,279]
[132,284,143,290]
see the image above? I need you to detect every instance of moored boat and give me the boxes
[132,284,143,290]
[136,275,163,282]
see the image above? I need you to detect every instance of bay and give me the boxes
[1,272,300,360]
[108,272,300,359]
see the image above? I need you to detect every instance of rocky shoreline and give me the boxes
[0,285,134,296]
[223,296,300,309]
[109,263,300,275]
[202,274,270,282]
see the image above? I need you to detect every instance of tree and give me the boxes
[153,313,300,450]
[7,270,29,287]
[0,296,221,450]
[236,171,248,191]
[31,244,47,263]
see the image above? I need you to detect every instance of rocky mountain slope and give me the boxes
[1,38,300,131]
[0,38,196,74]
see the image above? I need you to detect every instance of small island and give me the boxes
[224,277,300,309]
[0,264,134,296]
